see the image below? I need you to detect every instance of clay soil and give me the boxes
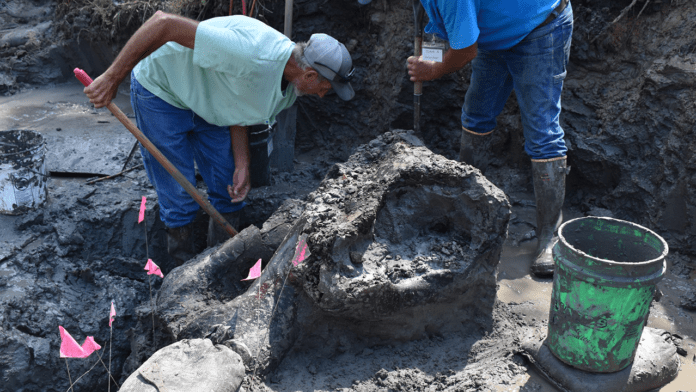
[1,0,696,391]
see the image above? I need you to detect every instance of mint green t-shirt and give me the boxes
[133,15,296,127]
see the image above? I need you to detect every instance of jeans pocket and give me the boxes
[133,84,158,101]
[134,86,180,114]
[553,70,567,84]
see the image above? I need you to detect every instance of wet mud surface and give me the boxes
[2,0,696,390]
[0,150,694,391]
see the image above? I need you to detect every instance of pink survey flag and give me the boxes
[144,259,164,278]
[59,326,101,358]
[109,301,116,327]
[138,196,147,223]
[242,259,262,281]
[292,236,308,267]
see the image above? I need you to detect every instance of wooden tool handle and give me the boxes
[73,68,238,238]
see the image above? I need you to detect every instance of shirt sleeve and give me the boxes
[423,0,479,50]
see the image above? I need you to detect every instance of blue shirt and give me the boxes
[421,0,560,50]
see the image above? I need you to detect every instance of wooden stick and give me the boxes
[85,164,143,185]
[74,69,238,237]
[249,0,258,17]
[284,0,293,38]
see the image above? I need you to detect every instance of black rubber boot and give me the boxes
[530,157,568,278]
[207,210,242,248]
[166,223,196,266]
[458,127,492,168]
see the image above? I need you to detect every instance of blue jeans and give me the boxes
[130,74,244,228]
[461,2,573,160]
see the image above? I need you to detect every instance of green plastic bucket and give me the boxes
[547,216,668,373]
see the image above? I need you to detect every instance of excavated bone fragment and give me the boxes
[156,130,511,374]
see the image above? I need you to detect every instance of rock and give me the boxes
[157,198,307,339]
[0,22,51,47]
[680,290,696,311]
[119,339,244,392]
[521,327,679,392]
[222,339,254,368]
[157,130,510,374]
[296,130,510,340]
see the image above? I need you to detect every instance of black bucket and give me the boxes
[248,124,274,188]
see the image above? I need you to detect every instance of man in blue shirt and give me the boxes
[407,0,573,277]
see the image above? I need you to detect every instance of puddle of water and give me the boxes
[496,239,557,391]
[490,373,533,391]
[497,240,553,306]
[7,107,56,123]
[661,358,696,392]
[646,270,696,391]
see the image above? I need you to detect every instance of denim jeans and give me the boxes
[130,74,244,228]
[461,2,573,160]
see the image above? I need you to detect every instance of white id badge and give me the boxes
[422,41,446,62]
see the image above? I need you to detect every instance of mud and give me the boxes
[522,327,680,392]
[1,0,696,390]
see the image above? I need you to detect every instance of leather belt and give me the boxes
[538,0,568,28]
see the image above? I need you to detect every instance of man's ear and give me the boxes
[303,68,319,82]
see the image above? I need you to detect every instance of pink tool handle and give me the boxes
[73,68,93,87]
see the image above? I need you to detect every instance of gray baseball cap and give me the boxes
[302,33,355,101]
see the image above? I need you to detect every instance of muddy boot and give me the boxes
[207,210,242,248]
[458,127,492,169]
[530,157,568,278]
[166,223,197,266]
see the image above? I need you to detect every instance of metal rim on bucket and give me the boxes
[0,130,46,157]
[557,216,669,267]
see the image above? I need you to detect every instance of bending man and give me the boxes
[85,11,355,265]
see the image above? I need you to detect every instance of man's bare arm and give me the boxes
[228,125,251,203]
[85,11,199,108]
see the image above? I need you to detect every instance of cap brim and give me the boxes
[329,80,355,101]
[311,62,355,101]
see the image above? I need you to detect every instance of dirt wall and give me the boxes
[2,0,694,264]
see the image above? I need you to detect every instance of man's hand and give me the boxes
[407,43,478,83]
[228,166,251,203]
[228,125,251,203]
[84,71,120,108]
[407,55,439,82]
